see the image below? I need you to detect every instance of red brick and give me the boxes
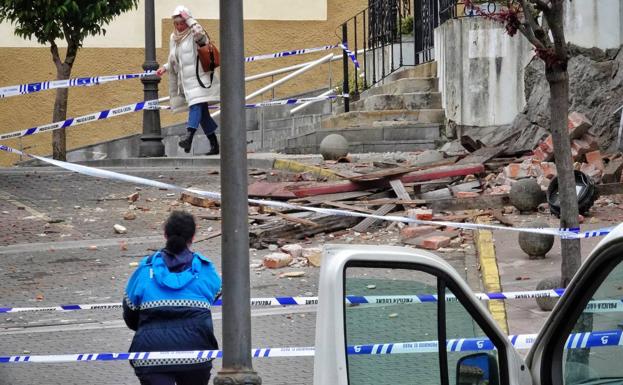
[532,147,549,162]
[580,163,602,183]
[406,208,433,220]
[455,191,480,198]
[539,162,557,179]
[263,252,293,269]
[504,162,537,179]
[585,150,604,171]
[400,225,437,240]
[539,135,555,153]
[418,235,451,250]
[568,112,592,139]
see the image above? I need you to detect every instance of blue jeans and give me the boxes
[187,103,217,136]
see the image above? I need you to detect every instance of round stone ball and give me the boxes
[510,178,546,212]
[535,276,561,311]
[518,221,555,259]
[319,134,349,161]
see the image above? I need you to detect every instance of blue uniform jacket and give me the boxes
[123,249,222,374]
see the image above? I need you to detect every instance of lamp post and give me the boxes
[138,0,165,157]
[212,0,261,384]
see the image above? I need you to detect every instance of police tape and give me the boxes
[1,330,621,363]
[0,72,153,99]
[339,42,361,69]
[2,291,621,314]
[0,98,168,141]
[0,44,352,99]
[0,144,614,241]
[0,95,347,141]
[245,44,339,62]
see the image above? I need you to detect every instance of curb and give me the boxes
[272,159,342,180]
[474,215,509,334]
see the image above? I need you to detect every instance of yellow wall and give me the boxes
[0,0,365,166]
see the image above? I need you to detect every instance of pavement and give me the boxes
[0,157,622,384]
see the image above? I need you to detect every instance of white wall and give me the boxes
[0,0,328,48]
[435,17,533,127]
[565,0,623,50]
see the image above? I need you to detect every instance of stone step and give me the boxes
[321,109,445,129]
[284,123,441,150]
[362,77,438,98]
[384,61,437,82]
[283,124,441,154]
[351,92,442,111]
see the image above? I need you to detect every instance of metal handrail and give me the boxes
[211,53,334,118]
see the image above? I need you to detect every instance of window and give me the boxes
[563,262,623,384]
[344,263,503,385]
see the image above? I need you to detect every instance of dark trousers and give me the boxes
[137,370,211,385]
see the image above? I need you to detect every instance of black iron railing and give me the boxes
[337,0,411,111]
[339,0,498,111]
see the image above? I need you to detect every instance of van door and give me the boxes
[526,224,623,385]
[313,244,531,385]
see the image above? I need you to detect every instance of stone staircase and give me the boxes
[283,62,445,154]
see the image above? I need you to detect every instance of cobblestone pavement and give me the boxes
[0,166,478,384]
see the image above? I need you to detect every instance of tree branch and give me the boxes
[528,0,551,13]
[516,0,550,49]
[49,40,62,68]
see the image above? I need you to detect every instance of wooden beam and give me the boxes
[352,203,396,233]
[288,164,485,197]
[427,194,510,211]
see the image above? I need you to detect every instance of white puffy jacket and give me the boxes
[163,24,220,112]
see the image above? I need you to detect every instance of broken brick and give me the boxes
[580,163,602,183]
[406,208,433,221]
[455,191,480,198]
[539,162,557,179]
[263,252,293,269]
[418,235,451,250]
[532,147,550,162]
[504,162,537,179]
[584,150,604,171]
[400,225,437,240]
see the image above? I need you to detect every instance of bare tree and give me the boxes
[465,0,580,285]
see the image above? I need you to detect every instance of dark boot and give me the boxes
[178,129,196,153]
[206,133,219,155]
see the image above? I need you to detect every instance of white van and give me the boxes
[313,224,623,385]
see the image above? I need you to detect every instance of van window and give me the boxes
[563,262,623,384]
[344,264,502,385]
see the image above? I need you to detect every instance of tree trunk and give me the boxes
[546,67,581,286]
[52,63,71,161]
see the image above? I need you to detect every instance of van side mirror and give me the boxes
[456,353,500,385]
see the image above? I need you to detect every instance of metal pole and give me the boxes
[353,16,359,96]
[342,23,350,113]
[213,0,261,383]
[138,0,164,157]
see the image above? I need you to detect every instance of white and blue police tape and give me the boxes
[0,72,154,99]
[2,293,621,314]
[0,95,345,141]
[0,97,168,141]
[245,44,339,62]
[0,44,351,99]
[1,330,621,363]
[339,42,361,69]
[0,144,614,241]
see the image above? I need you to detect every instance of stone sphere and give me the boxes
[319,134,349,161]
[535,276,561,311]
[518,221,555,259]
[510,178,546,212]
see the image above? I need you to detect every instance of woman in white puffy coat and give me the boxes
[156,6,220,155]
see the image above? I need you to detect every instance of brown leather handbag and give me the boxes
[196,42,220,88]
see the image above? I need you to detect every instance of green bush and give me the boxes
[400,15,413,35]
